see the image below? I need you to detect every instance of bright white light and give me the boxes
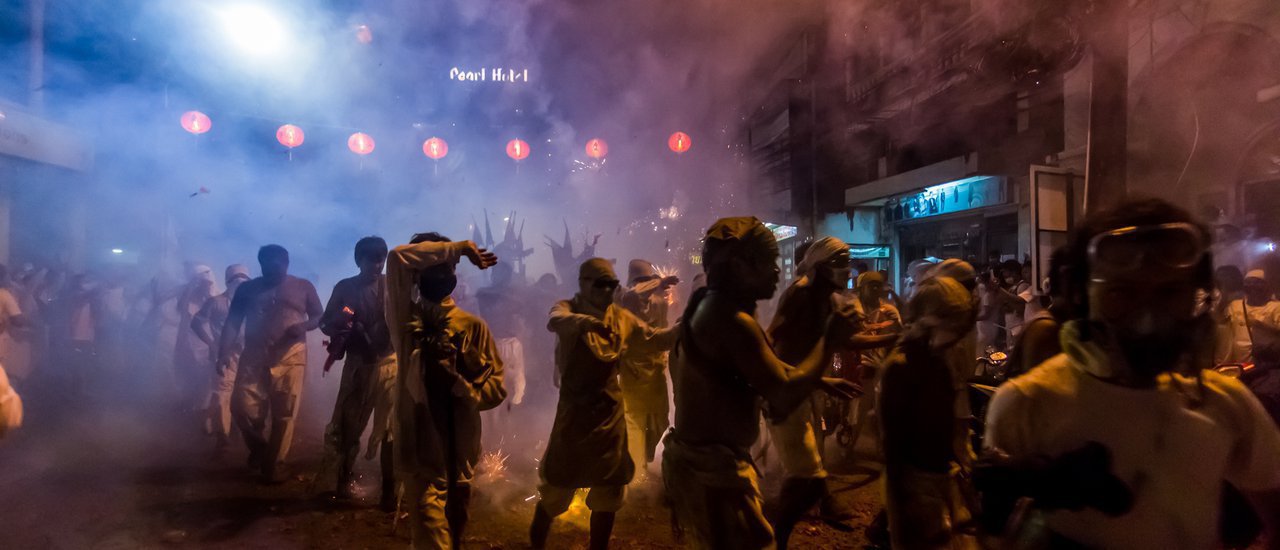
[111,248,124,255]
[219,5,288,59]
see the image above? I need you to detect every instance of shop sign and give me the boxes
[850,245,890,259]
[764,222,798,241]
[886,175,1005,222]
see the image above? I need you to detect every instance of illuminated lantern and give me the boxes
[348,132,375,155]
[668,131,691,154]
[423,137,448,160]
[506,139,530,161]
[355,24,373,44]
[585,138,608,159]
[276,124,304,148]
[180,111,211,134]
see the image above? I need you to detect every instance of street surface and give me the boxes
[0,370,883,549]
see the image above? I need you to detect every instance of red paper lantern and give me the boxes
[423,137,448,160]
[355,24,373,44]
[348,132,375,155]
[276,124,304,148]
[506,139,530,161]
[180,111,211,135]
[585,138,608,159]
[668,131,691,154]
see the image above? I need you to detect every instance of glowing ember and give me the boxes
[475,449,510,485]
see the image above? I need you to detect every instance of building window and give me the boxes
[1017,91,1031,133]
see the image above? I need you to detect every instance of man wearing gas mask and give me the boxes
[983,199,1280,548]
[617,258,679,484]
[530,258,678,550]
[385,233,505,550]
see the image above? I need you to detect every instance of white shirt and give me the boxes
[1222,299,1280,363]
[986,354,1280,549]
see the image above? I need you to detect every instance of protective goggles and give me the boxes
[1087,222,1206,274]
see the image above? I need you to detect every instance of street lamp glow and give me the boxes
[219,4,289,59]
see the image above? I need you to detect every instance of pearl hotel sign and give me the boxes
[449,67,530,83]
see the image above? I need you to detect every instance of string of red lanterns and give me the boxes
[180,113,692,159]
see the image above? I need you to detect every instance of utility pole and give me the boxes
[29,0,45,113]
[1083,0,1129,213]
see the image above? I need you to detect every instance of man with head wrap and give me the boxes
[877,276,980,550]
[662,218,859,550]
[765,237,897,547]
[529,258,677,550]
[617,258,679,483]
[385,232,504,550]
[191,264,251,456]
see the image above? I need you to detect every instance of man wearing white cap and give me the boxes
[1222,270,1280,366]
[175,263,219,411]
[192,264,251,455]
[765,237,897,547]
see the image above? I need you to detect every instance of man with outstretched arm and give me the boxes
[662,217,858,549]
[385,233,505,550]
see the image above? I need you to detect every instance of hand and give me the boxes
[585,317,614,339]
[463,241,498,270]
[824,313,857,347]
[819,377,862,400]
[215,357,230,377]
[661,275,681,288]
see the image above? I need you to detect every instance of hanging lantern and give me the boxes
[276,124,304,148]
[348,132,375,155]
[585,138,608,159]
[355,24,373,44]
[506,139,530,161]
[668,131,691,154]
[423,137,448,160]
[180,111,211,135]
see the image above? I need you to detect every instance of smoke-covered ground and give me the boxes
[0,341,883,549]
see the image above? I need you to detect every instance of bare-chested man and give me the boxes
[663,218,858,549]
[219,245,323,483]
[765,238,897,548]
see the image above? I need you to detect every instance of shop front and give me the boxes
[850,170,1027,292]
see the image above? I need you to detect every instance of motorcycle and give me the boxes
[968,347,1010,450]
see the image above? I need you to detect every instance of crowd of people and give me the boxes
[1,196,1279,549]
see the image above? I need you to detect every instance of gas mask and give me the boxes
[418,271,458,303]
